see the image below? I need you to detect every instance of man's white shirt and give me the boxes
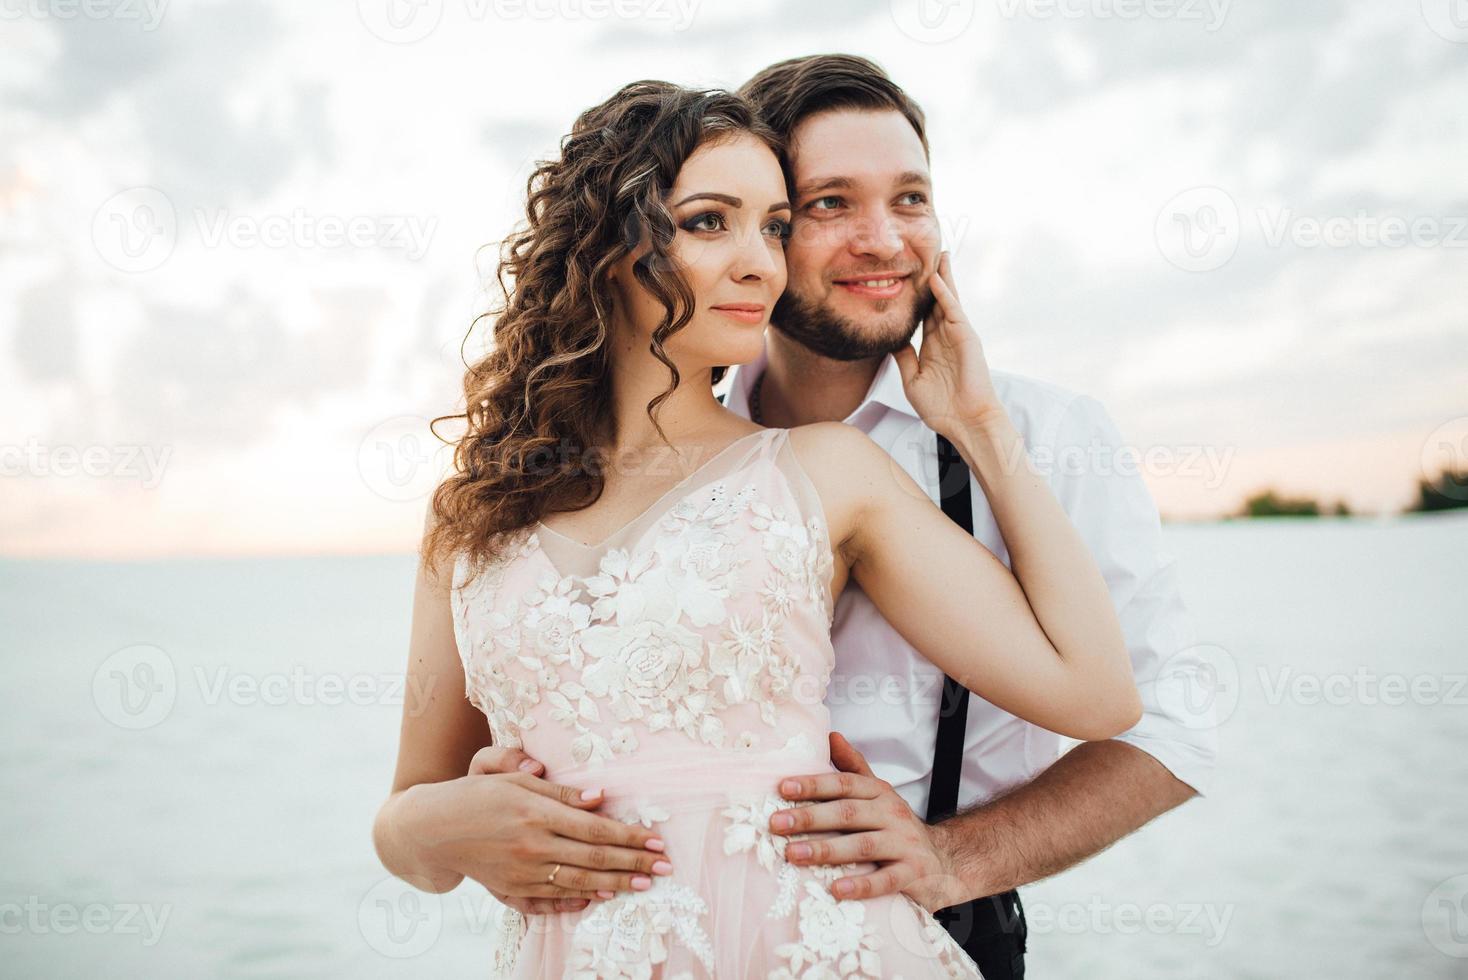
[722,344,1218,816]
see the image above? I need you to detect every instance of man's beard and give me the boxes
[770,281,936,362]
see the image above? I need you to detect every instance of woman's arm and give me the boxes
[372,501,668,907]
[797,419,1141,741]
[372,508,496,892]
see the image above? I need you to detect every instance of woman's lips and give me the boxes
[711,304,766,324]
[833,274,909,299]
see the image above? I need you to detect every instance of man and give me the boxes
[708,54,1218,979]
[421,54,1216,980]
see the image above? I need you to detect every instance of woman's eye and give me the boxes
[763,218,792,240]
[681,211,726,233]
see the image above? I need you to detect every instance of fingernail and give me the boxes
[645,838,665,852]
[651,860,673,876]
[771,814,791,831]
[835,880,854,896]
[780,780,799,796]
[788,843,811,860]
[580,788,601,801]
[596,890,614,899]
[631,876,652,891]
[519,760,541,772]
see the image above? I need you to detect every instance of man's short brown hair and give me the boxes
[737,54,928,157]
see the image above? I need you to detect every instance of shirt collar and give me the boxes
[723,336,919,428]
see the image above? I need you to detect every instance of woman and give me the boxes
[375,81,1141,977]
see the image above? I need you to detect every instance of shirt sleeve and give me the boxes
[1039,393,1219,796]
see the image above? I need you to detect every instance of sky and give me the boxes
[2,0,1466,558]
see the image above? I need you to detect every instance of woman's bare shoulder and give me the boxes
[784,420,882,467]
[783,422,894,549]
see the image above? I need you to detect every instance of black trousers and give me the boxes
[935,889,1027,979]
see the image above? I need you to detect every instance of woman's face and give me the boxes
[609,132,790,370]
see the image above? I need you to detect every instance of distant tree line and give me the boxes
[1231,468,1468,518]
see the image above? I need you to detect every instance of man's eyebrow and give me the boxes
[794,176,853,198]
[795,172,932,198]
[672,192,741,207]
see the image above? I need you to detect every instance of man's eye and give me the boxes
[808,196,843,212]
[681,212,726,233]
[898,192,928,206]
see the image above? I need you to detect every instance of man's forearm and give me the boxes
[932,740,1196,901]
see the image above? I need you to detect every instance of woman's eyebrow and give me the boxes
[672,192,790,213]
[673,192,741,207]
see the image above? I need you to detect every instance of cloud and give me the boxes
[108,284,372,451]
[12,275,81,384]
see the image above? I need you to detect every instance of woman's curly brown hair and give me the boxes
[422,81,782,584]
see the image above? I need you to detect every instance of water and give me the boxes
[2,514,1464,978]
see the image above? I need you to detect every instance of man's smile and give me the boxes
[831,272,911,299]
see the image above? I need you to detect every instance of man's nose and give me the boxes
[848,212,904,261]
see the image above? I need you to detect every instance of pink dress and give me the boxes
[450,427,983,979]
